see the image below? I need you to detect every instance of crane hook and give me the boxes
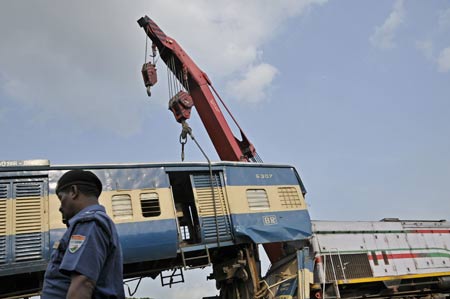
[179,121,192,162]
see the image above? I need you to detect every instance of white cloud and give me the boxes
[415,42,450,73]
[0,0,327,134]
[370,0,405,50]
[437,47,450,72]
[415,7,450,73]
[438,8,450,29]
[152,0,327,103]
[227,63,279,103]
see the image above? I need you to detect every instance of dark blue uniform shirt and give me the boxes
[42,205,125,298]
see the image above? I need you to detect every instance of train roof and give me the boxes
[0,159,298,171]
[311,219,450,232]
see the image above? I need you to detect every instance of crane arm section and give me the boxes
[138,16,256,162]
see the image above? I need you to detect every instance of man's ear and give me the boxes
[69,185,79,199]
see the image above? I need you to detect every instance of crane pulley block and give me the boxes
[168,91,194,123]
[141,62,157,96]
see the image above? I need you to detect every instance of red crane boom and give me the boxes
[138,16,257,162]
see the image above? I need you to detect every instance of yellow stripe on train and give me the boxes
[49,188,177,230]
[335,271,450,285]
[2,183,307,235]
[225,185,307,214]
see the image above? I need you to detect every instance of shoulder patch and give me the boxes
[69,235,86,253]
[53,241,60,249]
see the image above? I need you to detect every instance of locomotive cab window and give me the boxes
[140,192,161,217]
[246,189,270,210]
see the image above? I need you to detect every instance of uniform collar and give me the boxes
[68,204,106,227]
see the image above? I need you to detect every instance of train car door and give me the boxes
[168,170,233,246]
[190,172,233,244]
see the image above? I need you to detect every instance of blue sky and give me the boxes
[1,1,449,298]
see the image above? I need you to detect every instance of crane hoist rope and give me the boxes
[166,55,197,162]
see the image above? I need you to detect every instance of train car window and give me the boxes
[140,192,161,217]
[246,189,270,210]
[371,251,379,265]
[111,194,133,220]
[278,187,302,208]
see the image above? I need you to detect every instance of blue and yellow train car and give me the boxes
[0,159,312,298]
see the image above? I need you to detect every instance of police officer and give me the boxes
[42,169,125,298]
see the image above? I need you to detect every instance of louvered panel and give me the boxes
[278,187,302,208]
[15,233,43,261]
[140,192,161,217]
[15,183,42,198]
[15,198,42,234]
[202,216,233,242]
[112,194,133,220]
[191,173,232,243]
[0,179,48,265]
[16,198,41,207]
[195,192,226,216]
[0,183,8,199]
[0,183,8,264]
[13,181,44,262]
[195,188,227,217]
[247,189,270,210]
[14,182,43,235]
[192,175,220,188]
[0,236,5,264]
[203,222,229,229]
[202,221,229,232]
[202,218,229,228]
[0,183,10,265]
[0,197,6,235]
[324,253,373,281]
[0,200,5,265]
